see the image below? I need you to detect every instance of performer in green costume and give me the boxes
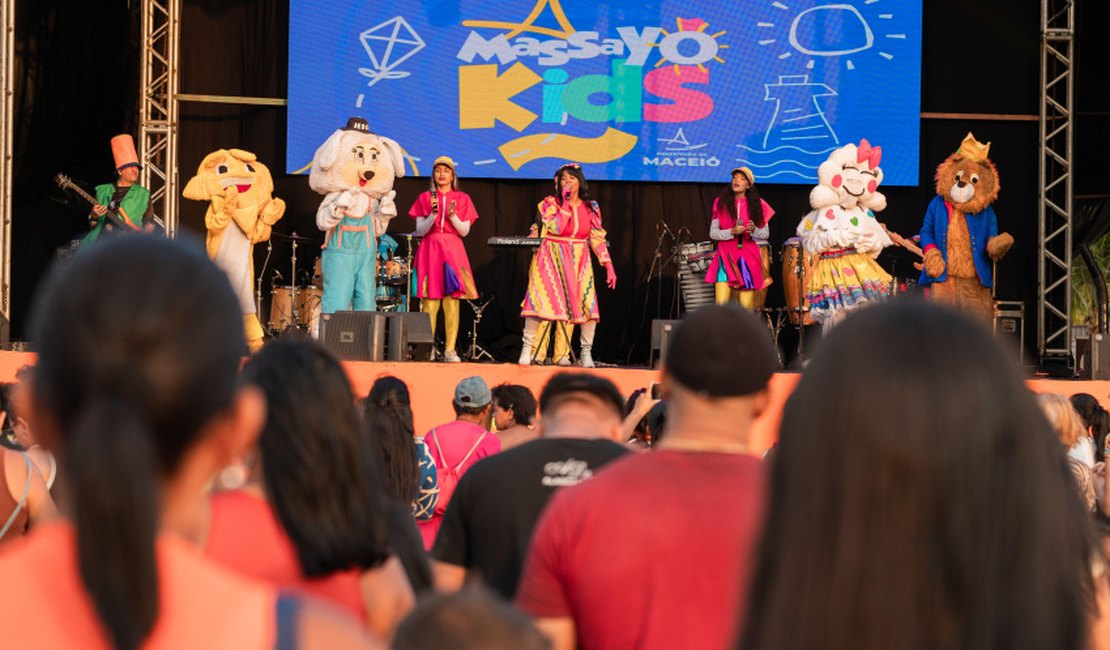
[82,134,155,246]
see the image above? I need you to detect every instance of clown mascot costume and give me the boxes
[796,139,893,331]
[183,148,285,352]
[309,117,405,315]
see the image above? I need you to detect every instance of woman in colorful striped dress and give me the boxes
[519,163,616,368]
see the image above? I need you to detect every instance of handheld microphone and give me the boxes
[430,188,439,215]
[563,190,571,205]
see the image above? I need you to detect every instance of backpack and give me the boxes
[428,428,488,516]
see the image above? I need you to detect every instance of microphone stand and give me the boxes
[257,239,273,337]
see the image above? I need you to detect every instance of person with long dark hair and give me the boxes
[0,237,374,648]
[740,300,1107,650]
[361,376,435,594]
[205,339,414,641]
[519,163,616,368]
[363,376,437,520]
[705,167,775,309]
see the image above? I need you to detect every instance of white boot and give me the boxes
[579,321,597,368]
[518,318,539,365]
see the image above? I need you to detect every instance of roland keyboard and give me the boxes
[487,236,541,248]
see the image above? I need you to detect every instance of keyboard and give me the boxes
[487,236,541,248]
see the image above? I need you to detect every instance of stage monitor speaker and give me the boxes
[992,300,1025,364]
[319,311,386,361]
[650,319,683,368]
[385,312,434,361]
[1088,332,1110,380]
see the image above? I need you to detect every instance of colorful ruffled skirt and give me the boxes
[521,236,598,323]
[805,248,891,324]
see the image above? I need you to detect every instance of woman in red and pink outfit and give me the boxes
[407,156,478,363]
[705,166,775,309]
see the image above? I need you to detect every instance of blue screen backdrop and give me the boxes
[288,0,922,185]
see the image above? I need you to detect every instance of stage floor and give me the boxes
[0,351,1106,455]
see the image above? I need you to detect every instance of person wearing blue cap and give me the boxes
[417,376,501,549]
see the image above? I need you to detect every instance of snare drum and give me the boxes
[781,237,815,325]
[269,286,322,331]
[381,258,409,279]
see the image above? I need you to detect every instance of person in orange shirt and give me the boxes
[206,339,415,641]
[0,237,377,649]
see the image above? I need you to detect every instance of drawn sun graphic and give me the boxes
[653,17,729,74]
[758,1,902,71]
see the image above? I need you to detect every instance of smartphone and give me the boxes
[650,382,662,400]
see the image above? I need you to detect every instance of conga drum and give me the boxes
[781,237,815,325]
[752,241,773,311]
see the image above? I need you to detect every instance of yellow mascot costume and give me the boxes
[183,149,285,352]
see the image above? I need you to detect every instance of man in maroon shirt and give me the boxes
[515,305,777,650]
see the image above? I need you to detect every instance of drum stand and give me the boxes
[760,308,787,369]
[788,253,809,370]
[402,233,418,312]
[464,297,495,362]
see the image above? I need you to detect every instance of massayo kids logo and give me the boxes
[453,0,727,171]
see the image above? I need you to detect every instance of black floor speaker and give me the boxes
[650,319,682,368]
[319,311,386,361]
[385,312,434,361]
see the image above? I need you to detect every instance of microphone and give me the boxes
[563,190,571,205]
[272,269,284,284]
[430,188,439,215]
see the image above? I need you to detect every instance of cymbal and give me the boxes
[272,231,317,242]
[397,231,423,238]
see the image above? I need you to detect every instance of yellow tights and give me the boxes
[421,297,460,352]
[714,282,757,310]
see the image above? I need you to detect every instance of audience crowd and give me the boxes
[0,236,1106,649]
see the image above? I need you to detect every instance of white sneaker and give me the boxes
[556,357,572,367]
[579,349,595,368]
[518,350,532,365]
[444,350,461,363]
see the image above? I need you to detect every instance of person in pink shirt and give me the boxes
[418,376,500,548]
[705,166,775,309]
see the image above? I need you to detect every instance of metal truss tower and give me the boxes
[1038,0,1075,363]
[140,0,181,236]
[0,0,13,325]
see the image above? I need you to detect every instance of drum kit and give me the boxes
[260,231,420,337]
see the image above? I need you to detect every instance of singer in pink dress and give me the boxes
[705,166,775,309]
[518,163,616,368]
[407,156,478,362]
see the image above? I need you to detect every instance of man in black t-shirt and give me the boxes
[431,372,629,599]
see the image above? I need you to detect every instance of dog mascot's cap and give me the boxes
[111,134,141,172]
[343,117,371,133]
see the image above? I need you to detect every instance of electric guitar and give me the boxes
[54,173,165,231]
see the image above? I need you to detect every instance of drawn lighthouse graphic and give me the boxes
[762,75,839,150]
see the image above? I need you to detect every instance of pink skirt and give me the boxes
[415,232,477,300]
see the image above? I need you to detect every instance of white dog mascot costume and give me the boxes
[309,117,405,314]
[183,148,285,352]
[796,139,893,331]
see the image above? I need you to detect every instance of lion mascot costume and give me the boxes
[183,148,285,352]
[309,117,405,315]
[796,139,893,331]
[918,132,1012,321]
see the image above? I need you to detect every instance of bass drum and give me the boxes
[781,237,815,326]
[269,286,322,332]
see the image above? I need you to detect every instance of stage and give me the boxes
[0,351,1105,455]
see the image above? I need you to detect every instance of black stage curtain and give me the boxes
[15,0,1107,366]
